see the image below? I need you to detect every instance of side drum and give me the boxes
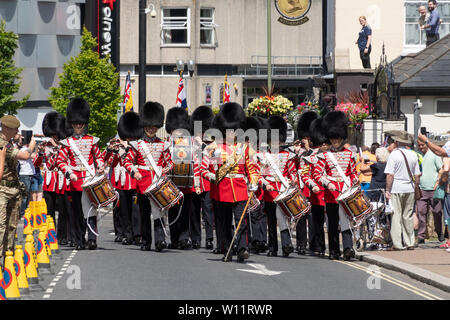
[81,175,117,208]
[337,185,373,226]
[144,175,184,211]
[274,187,311,221]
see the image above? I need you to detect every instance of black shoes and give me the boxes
[213,248,224,255]
[178,239,192,250]
[88,240,97,250]
[328,251,340,260]
[155,240,167,252]
[122,238,131,245]
[222,254,232,262]
[75,244,85,250]
[69,241,76,248]
[418,238,425,244]
[168,242,178,249]
[343,248,355,261]
[140,241,152,251]
[205,239,213,250]
[282,245,294,257]
[438,234,446,242]
[267,248,278,257]
[133,236,142,246]
[59,239,68,246]
[296,246,306,255]
[237,249,249,262]
[114,236,123,243]
[192,241,201,250]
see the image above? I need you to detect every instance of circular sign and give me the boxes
[275,0,311,21]
[3,270,12,289]
[14,260,20,277]
[37,239,43,254]
[24,217,28,229]
[24,251,30,267]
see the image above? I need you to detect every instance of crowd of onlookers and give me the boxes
[352,130,450,253]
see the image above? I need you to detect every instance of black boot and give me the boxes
[296,246,306,255]
[140,241,152,251]
[205,239,213,250]
[237,248,249,262]
[282,244,294,257]
[267,247,278,257]
[155,240,167,252]
[343,248,355,261]
[88,240,97,250]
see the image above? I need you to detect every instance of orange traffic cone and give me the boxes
[14,246,30,296]
[3,251,20,300]
[0,266,6,300]
[24,235,44,292]
[36,230,53,274]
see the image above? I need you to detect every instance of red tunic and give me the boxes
[200,143,258,203]
[300,148,325,206]
[56,135,104,192]
[123,137,173,195]
[104,147,136,191]
[313,147,357,204]
[41,142,58,192]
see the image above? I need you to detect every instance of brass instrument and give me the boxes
[215,143,246,184]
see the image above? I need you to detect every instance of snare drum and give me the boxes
[144,175,183,211]
[169,136,194,188]
[337,185,373,225]
[82,175,117,208]
[274,187,311,221]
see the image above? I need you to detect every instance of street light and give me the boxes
[187,60,195,77]
[176,60,185,74]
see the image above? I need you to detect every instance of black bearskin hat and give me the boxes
[323,111,348,140]
[165,107,191,134]
[66,98,90,124]
[42,112,66,139]
[190,106,214,134]
[268,115,287,143]
[297,111,319,139]
[140,101,165,128]
[212,102,246,133]
[118,112,143,140]
[310,118,328,147]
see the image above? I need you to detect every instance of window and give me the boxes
[161,8,190,46]
[436,99,450,114]
[200,8,216,46]
[404,1,450,47]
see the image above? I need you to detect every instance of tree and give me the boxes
[49,27,121,148]
[0,20,29,117]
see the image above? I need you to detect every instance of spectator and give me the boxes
[417,140,444,243]
[438,157,450,250]
[361,147,389,202]
[418,134,450,157]
[0,147,6,181]
[356,16,372,69]
[30,154,44,202]
[370,142,380,155]
[418,5,428,28]
[357,145,377,192]
[385,133,420,250]
[421,0,441,47]
[18,138,36,218]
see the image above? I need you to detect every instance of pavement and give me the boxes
[355,240,450,293]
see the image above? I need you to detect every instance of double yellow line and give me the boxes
[335,260,444,300]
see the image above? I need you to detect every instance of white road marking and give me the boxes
[237,263,288,276]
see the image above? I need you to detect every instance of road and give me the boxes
[18,215,450,302]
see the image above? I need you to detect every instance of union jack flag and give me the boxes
[223,74,230,103]
[176,73,188,110]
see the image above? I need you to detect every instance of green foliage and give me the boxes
[0,20,29,117]
[49,27,121,148]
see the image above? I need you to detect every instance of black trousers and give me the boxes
[115,189,138,241]
[426,33,440,47]
[213,200,224,252]
[296,213,314,250]
[217,201,249,254]
[264,201,291,250]
[169,193,192,245]
[310,205,326,253]
[56,193,71,242]
[68,191,97,245]
[326,203,353,254]
[137,193,165,245]
[249,202,267,245]
[191,191,215,243]
[360,47,371,69]
[44,191,57,221]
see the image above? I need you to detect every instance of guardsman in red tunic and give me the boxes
[200,103,259,262]
[41,112,71,245]
[299,117,329,256]
[246,116,269,254]
[258,116,297,257]
[313,111,358,261]
[123,102,173,252]
[294,111,319,255]
[104,112,142,246]
[165,107,196,250]
[191,106,215,250]
[57,98,105,250]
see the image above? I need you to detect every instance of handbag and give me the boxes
[399,150,422,201]
[433,184,446,200]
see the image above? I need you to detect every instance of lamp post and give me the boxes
[267,0,272,92]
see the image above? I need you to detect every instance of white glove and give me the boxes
[249,184,258,192]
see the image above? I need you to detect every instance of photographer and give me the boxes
[0,115,36,266]
[17,131,36,218]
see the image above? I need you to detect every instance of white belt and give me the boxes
[326,176,345,182]
[265,176,282,183]
[225,174,245,179]
[136,165,154,171]
[70,165,94,172]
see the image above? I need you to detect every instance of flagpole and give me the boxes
[267,0,272,92]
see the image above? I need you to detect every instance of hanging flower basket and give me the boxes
[248,95,293,118]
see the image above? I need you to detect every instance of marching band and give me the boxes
[40,97,373,262]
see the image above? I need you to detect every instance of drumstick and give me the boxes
[223,171,262,262]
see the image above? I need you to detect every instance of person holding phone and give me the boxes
[0,115,36,266]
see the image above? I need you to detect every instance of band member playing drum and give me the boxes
[165,107,195,250]
[56,98,105,250]
[104,112,142,246]
[200,103,258,262]
[299,117,329,256]
[191,106,215,250]
[313,111,358,261]
[259,116,297,257]
[294,111,319,255]
[246,116,269,254]
[41,112,72,246]
[123,102,173,252]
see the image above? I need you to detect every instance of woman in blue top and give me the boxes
[356,16,372,69]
